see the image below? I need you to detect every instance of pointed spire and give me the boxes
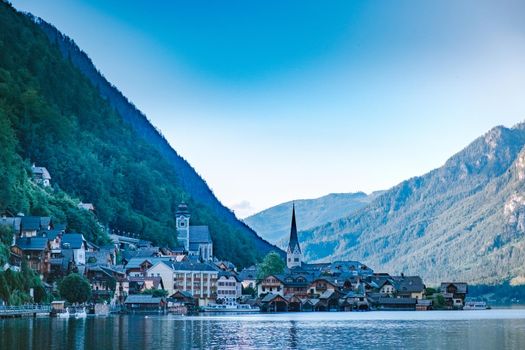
[288,202,301,253]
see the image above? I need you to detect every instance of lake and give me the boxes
[2,309,525,349]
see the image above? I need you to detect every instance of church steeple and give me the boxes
[287,203,302,268]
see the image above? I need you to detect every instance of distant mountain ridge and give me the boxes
[245,192,382,247]
[299,123,525,285]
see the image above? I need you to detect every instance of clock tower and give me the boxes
[176,203,190,251]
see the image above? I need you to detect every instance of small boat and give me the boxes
[202,303,260,313]
[463,301,489,310]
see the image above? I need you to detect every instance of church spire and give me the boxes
[288,202,300,253]
[287,203,302,268]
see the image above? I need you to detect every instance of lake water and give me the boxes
[2,309,525,349]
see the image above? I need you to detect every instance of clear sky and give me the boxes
[11,0,525,217]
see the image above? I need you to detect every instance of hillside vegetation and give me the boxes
[300,125,525,284]
[0,2,276,267]
[245,192,381,246]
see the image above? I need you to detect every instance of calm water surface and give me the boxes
[2,309,525,349]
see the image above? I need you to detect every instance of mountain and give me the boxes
[244,192,382,247]
[300,124,525,285]
[0,2,278,267]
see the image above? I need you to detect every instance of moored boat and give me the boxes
[463,301,489,310]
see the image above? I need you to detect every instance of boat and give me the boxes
[463,301,489,310]
[202,303,260,313]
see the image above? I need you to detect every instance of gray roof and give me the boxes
[61,233,85,249]
[238,266,258,281]
[125,257,171,269]
[0,217,21,231]
[124,295,163,304]
[189,226,212,244]
[261,293,283,303]
[40,229,63,241]
[440,282,468,294]
[122,247,159,260]
[20,216,42,231]
[170,261,219,272]
[15,237,48,251]
[31,166,51,179]
[392,276,425,293]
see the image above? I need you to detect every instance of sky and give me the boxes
[11,0,525,218]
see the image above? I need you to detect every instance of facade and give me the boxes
[440,282,468,308]
[31,164,51,187]
[216,272,242,303]
[175,203,213,261]
[61,233,87,265]
[239,265,257,290]
[257,275,285,296]
[12,237,50,276]
[148,261,219,306]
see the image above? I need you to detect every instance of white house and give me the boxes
[61,233,87,265]
[148,261,219,306]
[216,272,242,304]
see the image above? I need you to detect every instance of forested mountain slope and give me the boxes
[245,192,381,246]
[0,1,278,267]
[300,125,525,284]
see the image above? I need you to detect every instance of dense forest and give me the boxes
[0,1,277,268]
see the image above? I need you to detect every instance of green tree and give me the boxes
[58,273,92,304]
[257,251,285,280]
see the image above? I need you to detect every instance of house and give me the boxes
[86,265,126,301]
[78,202,95,211]
[307,278,338,297]
[147,260,219,306]
[124,294,166,311]
[124,257,172,277]
[216,271,242,304]
[440,282,468,308]
[215,260,237,272]
[175,203,213,261]
[371,297,417,311]
[282,273,312,298]
[260,293,289,312]
[128,276,164,295]
[257,274,285,296]
[61,233,87,265]
[12,237,50,276]
[392,275,425,299]
[20,216,51,237]
[239,265,257,290]
[31,164,51,187]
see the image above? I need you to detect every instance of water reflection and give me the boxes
[1,311,525,349]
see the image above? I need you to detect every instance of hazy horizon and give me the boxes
[12,0,525,217]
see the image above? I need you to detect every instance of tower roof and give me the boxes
[176,202,190,215]
[288,203,301,253]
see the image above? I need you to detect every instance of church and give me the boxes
[175,203,213,261]
[287,204,303,269]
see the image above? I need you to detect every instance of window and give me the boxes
[294,258,299,262]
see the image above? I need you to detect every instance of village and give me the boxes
[1,165,472,316]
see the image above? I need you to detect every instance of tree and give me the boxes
[59,273,92,304]
[257,251,285,280]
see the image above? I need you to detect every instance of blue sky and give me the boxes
[12,0,525,217]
